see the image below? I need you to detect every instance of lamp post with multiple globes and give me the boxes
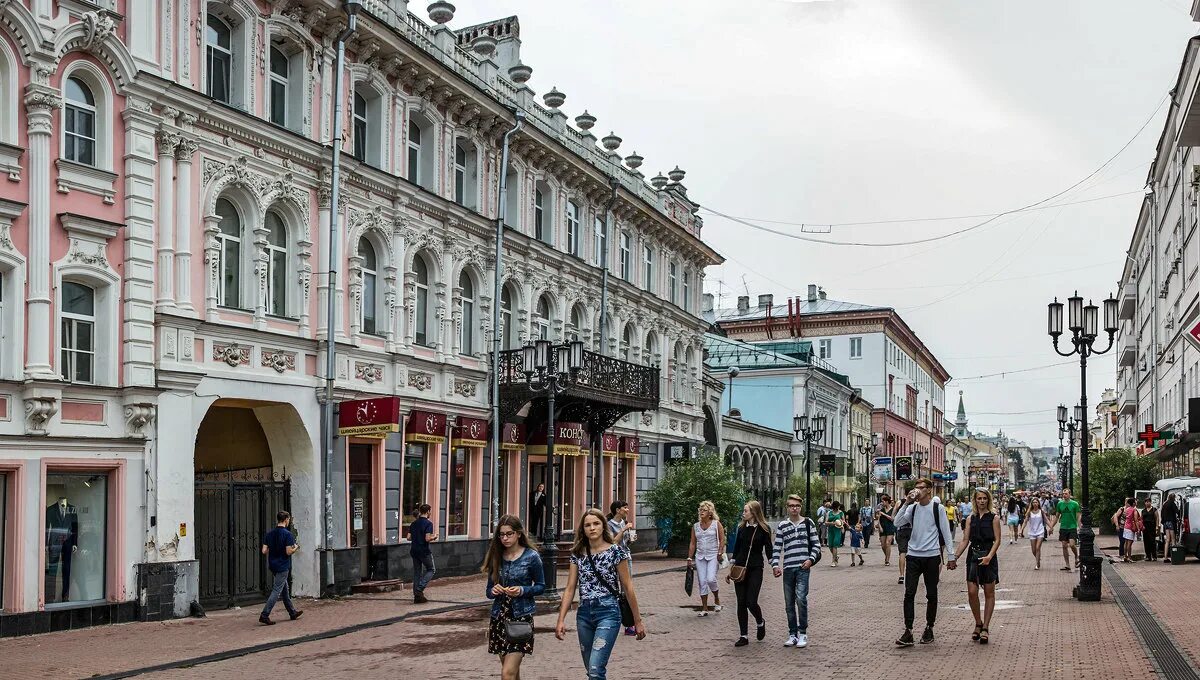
[793,413,827,518]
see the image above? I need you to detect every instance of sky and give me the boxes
[449,0,1198,447]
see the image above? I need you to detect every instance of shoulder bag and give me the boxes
[499,564,534,645]
[588,545,636,628]
[729,526,761,582]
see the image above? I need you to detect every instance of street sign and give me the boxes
[873,457,892,482]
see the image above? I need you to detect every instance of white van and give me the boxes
[1185,497,1200,559]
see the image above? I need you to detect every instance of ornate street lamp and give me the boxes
[521,339,584,596]
[1057,404,1081,492]
[1047,291,1118,602]
[857,433,881,503]
[793,413,827,517]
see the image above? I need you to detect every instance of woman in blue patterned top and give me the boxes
[556,508,646,679]
[483,514,545,679]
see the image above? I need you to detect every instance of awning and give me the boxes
[619,436,640,460]
[601,433,619,457]
[528,422,587,456]
[451,416,488,448]
[337,396,401,438]
[1150,432,1200,463]
[501,423,525,452]
[405,410,447,444]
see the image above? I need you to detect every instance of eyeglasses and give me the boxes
[498,531,516,538]
[915,485,930,490]
[786,504,802,509]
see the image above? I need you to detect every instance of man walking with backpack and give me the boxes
[893,478,955,647]
[771,494,822,649]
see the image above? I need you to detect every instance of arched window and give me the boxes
[268,46,289,127]
[621,325,632,362]
[63,77,96,166]
[565,201,580,256]
[359,237,378,335]
[353,91,368,162]
[413,255,430,346]
[644,331,658,366]
[215,198,242,308]
[568,305,584,342]
[265,211,288,317]
[500,286,514,350]
[206,14,233,103]
[60,281,95,384]
[534,295,551,340]
[672,344,685,401]
[459,271,474,354]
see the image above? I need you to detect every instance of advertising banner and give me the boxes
[895,455,914,481]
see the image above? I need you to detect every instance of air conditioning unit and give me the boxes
[1166,350,1177,365]
[1166,311,1176,330]
[1172,247,1182,273]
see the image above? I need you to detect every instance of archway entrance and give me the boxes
[194,401,292,609]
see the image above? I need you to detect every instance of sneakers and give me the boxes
[897,576,904,585]
[796,634,809,648]
[920,627,935,644]
[757,622,767,641]
[735,636,749,647]
[895,630,914,647]
[714,604,723,613]
[784,636,798,647]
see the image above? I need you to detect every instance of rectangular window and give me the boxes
[362,271,377,335]
[643,245,654,291]
[818,338,831,359]
[60,282,96,384]
[619,233,631,281]
[682,271,690,312]
[566,202,580,256]
[402,444,427,525]
[534,189,545,242]
[45,473,107,606]
[446,448,470,537]
[668,262,678,305]
[594,217,607,266]
[269,75,287,127]
[850,336,862,359]
[220,236,241,308]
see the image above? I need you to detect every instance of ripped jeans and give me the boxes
[575,596,622,680]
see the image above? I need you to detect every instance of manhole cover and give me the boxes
[950,600,1025,611]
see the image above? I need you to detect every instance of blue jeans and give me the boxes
[261,570,297,618]
[576,596,622,680]
[782,567,811,636]
[412,553,436,592]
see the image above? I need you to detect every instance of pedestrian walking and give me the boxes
[816,499,831,547]
[945,501,957,542]
[687,500,725,616]
[877,495,896,568]
[771,494,821,648]
[1020,496,1047,570]
[1162,493,1179,560]
[555,509,646,680]
[825,501,845,567]
[1141,497,1159,562]
[1055,489,1081,571]
[529,483,547,538]
[958,498,971,533]
[407,503,438,603]
[894,497,911,585]
[606,500,637,635]
[727,500,773,647]
[1114,497,1142,563]
[259,510,303,625]
[1005,497,1021,544]
[484,514,545,679]
[953,489,1000,645]
[859,502,875,549]
[893,478,956,647]
[849,521,864,566]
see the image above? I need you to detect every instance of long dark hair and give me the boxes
[481,514,534,582]
[1007,497,1019,514]
[571,508,614,557]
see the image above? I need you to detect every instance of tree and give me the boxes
[1072,448,1158,533]
[643,454,746,555]
[783,474,827,515]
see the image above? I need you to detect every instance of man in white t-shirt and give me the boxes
[893,478,956,647]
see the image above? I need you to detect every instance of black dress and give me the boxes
[966,512,999,585]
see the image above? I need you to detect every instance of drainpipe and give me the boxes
[490,111,525,529]
[593,178,618,508]
[322,0,359,589]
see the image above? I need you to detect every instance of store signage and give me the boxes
[664,441,697,463]
[818,454,835,475]
[404,410,447,444]
[528,421,586,455]
[601,433,620,457]
[501,423,525,452]
[1138,424,1162,449]
[338,396,402,438]
[895,455,913,481]
[1187,319,1200,352]
[619,436,641,460]
[451,416,488,447]
[873,457,892,482]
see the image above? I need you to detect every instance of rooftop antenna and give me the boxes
[741,275,750,297]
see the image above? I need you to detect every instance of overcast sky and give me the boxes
[450,0,1197,447]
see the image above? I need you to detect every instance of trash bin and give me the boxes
[1170,545,1187,565]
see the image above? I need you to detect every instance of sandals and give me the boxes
[972,624,983,641]
[698,611,709,617]
[979,628,989,644]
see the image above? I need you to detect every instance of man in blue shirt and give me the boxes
[260,510,302,625]
[407,504,438,603]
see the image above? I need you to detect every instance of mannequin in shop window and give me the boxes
[46,496,79,601]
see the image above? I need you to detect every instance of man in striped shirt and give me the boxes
[771,494,822,649]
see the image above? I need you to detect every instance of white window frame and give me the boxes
[668,261,677,305]
[593,215,608,267]
[849,336,863,359]
[501,287,514,350]
[267,45,290,128]
[642,244,654,292]
[63,76,97,167]
[407,120,422,185]
[453,142,467,206]
[359,237,381,335]
[352,90,370,163]
[565,201,580,256]
[407,112,436,191]
[265,211,289,317]
[215,198,244,309]
[60,281,96,384]
[818,338,832,359]
[413,254,431,346]
[205,13,234,104]
[682,269,691,312]
[534,187,546,242]
[619,233,630,281]
[459,271,475,355]
[534,296,551,340]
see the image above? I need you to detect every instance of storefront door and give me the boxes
[348,444,374,577]
[527,461,546,536]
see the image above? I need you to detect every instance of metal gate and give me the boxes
[195,472,290,609]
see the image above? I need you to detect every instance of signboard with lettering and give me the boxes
[664,441,698,463]
[873,457,892,482]
[619,436,640,460]
[601,433,620,457]
[338,397,402,438]
[818,454,836,476]
[404,410,447,444]
[451,416,488,448]
[528,422,587,455]
[500,423,525,452]
[895,455,913,481]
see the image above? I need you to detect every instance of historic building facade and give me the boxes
[0,0,719,633]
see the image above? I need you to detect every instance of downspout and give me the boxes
[594,178,618,508]
[490,111,525,530]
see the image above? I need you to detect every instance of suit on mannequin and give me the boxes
[46,498,79,602]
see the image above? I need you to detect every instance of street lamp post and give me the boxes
[1057,404,1081,492]
[1047,291,1118,602]
[522,339,584,597]
[793,413,827,517]
[856,433,881,503]
[727,366,740,415]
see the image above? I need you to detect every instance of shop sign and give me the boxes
[873,457,892,482]
[528,421,587,455]
[664,441,697,463]
[501,423,525,452]
[818,454,835,475]
[451,416,488,447]
[405,410,447,444]
[601,433,620,457]
[338,396,401,438]
[619,436,640,460]
[895,455,913,481]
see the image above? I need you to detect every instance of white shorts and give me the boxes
[1122,529,1137,541]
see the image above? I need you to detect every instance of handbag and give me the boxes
[684,564,695,597]
[728,526,761,583]
[498,568,534,645]
[588,545,636,628]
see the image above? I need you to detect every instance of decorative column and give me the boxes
[202,215,221,321]
[383,263,398,351]
[347,252,363,342]
[297,236,312,336]
[23,85,61,380]
[123,98,164,387]
[316,179,332,337]
[155,128,179,310]
[174,135,198,311]
[252,221,270,330]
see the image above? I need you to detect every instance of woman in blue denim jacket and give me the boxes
[483,514,545,680]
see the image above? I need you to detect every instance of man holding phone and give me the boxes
[893,479,955,647]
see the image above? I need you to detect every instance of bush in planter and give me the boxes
[643,454,746,556]
[1070,448,1157,534]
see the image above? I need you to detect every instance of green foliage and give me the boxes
[784,474,827,514]
[1072,448,1158,532]
[954,488,972,503]
[643,454,746,546]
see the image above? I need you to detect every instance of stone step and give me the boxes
[351,579,405,594]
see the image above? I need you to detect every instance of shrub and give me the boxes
[1072,448,1157,532]
[643,454,747,550]
[783,474,827,515]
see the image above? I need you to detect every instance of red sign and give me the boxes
[405,410,447,444]
[501,423,525,452]
[451,416,488,448]
[337,397,401,437]
[528,421,586,456]
[1188,320,1200,352]
[1138,424,1162,449]
[601,433,620,456]
[619,436,640,460]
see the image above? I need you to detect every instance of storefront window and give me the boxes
[45,473,107,606]
[496,454,508,517]
[0,472,5,610]
[402,444,427,527]
[561,458,575,532]
[447,448,469,537]
[615,461,625,506]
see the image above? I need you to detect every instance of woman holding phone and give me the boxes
[483,515,544,679]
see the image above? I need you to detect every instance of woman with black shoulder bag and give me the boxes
[726,500,774,647]
[952,489,1001,645]
[483,514,545,679]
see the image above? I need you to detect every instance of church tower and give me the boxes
[954,390,969,439]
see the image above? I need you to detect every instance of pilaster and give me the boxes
[122,98,161,387]
[23,84,60,380]
[173,133,197,311]
[154,128,178,309]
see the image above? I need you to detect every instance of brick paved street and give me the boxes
[0,539,1169,680]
